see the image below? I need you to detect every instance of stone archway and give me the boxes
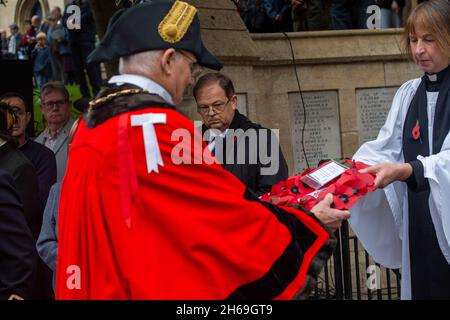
[15,0,50,31]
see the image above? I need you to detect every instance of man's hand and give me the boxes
[359,163,412,189]
[311,194,350,232]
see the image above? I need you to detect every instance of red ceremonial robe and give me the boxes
[55,91,334,300]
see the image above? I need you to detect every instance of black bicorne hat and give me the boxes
[87,0,222,70]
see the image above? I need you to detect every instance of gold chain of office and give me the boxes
[89,89,148,108]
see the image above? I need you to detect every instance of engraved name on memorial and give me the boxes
[356,87,399,145]
[288,91,341,173]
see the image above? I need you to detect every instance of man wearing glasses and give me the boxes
[35,82,75,182]
[194,72,288,196]
[56,0,350,300]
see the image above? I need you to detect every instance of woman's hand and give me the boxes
[359,163,413,189]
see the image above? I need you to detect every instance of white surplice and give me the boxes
[349,78,450,299]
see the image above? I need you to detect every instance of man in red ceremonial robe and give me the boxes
[56,0,350,300]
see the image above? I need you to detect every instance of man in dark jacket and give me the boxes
[194,72,289,196]
[0,102,41,239]
[0,169,38,300]
[0,102,52,299]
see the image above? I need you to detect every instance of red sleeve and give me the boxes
[56,108,334,299]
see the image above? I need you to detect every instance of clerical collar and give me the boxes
[424,64,450,92]
[427,73,437,82]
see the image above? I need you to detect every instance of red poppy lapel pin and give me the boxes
[412,120,422,144]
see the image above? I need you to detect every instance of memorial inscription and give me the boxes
[288,91,341,172]
[356,87,398,144]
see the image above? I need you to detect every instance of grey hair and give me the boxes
[119,50,163,76]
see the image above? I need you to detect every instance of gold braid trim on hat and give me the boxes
[88,89,148,109]
[158,1,197,44]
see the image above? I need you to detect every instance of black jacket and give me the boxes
[201,110,288,196]
[64,0,97,43]
[0,170,38,300]
[19,140,57,212]
[0,143,55,299]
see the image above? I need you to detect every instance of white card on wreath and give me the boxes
[302,160,348,189]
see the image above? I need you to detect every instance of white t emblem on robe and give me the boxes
[131,113,167,173]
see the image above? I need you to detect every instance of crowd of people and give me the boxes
[0,0,449,300]
[236,0,428,32]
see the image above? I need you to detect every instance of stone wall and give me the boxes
[180,1,423,174]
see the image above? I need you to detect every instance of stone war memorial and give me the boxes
[177,1,422,173]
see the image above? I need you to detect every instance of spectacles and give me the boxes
[43,99,67,109]
[197,98,231,115]
[177,50,203,78]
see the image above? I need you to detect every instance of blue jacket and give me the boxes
[36,182,61,289]
[47,20,71,56]
[262,0,291,21]
[262,0,292,31]
[19,139,57,212]
[32,46,51,75]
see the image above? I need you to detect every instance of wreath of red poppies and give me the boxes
[260,159,376,211]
